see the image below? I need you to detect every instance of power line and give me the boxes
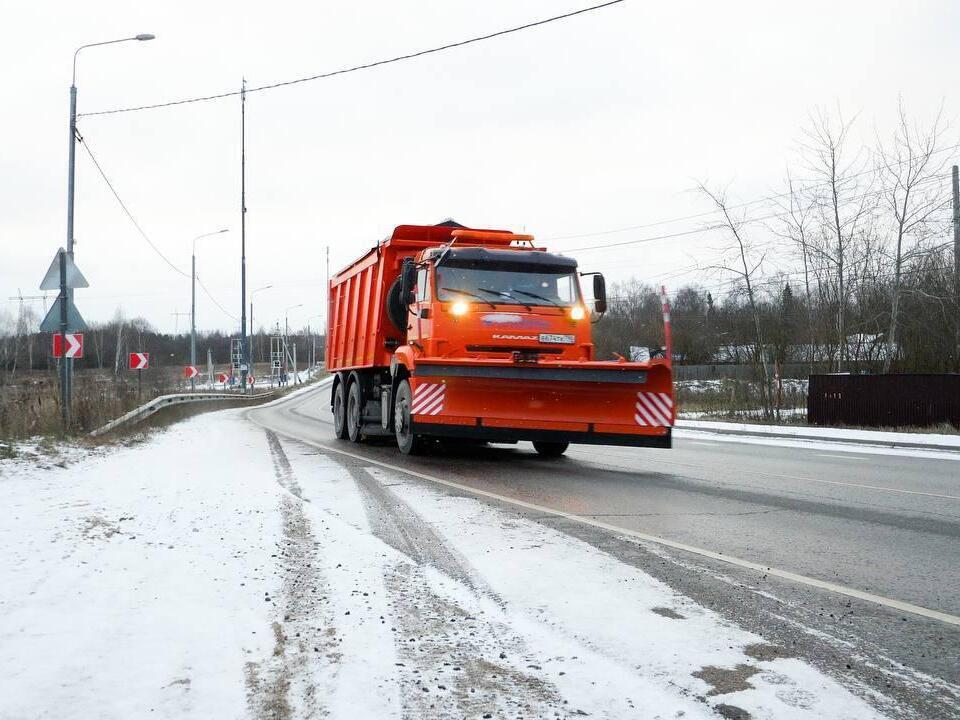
[79,135,239,322]
[79,136,189,278]
[78,0,626,119]
[567,171,952,254]
[196,276,239,321]
[545,143,960,244]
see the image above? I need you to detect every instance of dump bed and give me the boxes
[325,224,518,372]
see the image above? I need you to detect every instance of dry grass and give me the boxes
[0,365,323,441]
[0,370,177,440]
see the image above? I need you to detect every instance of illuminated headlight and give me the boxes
[451,301,469,316]
[570,306,586,320]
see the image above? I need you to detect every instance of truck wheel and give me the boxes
[333,380,348,439]
[533,441,568,458]
[347,379,363,443]
[394,379,426,455]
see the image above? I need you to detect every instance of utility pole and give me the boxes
[240,78,249,393]
[58,252,69,428]
[66,34,154,409]
[170,310,189,334]
[192,244,196,389]
[953,165,959,370]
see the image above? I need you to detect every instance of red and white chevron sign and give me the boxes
[183,365,199,379]
[634,391,674,427]
[128,352,150,370]
[412,382,445,416]
[217,373,229,384]
[52,333,83,359]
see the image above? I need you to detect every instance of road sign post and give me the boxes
[58,252,68,426]
[39,248,88,431]
[128,352,150,399]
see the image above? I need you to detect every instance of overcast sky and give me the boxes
[1,0,956,334]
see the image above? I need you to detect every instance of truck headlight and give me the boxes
[451,301,469,316]
[570,306,585,320]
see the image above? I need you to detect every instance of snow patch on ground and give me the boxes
[0,405,890,719]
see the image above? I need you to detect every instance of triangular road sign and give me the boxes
[39,297,87,333]
[40,249,89,291]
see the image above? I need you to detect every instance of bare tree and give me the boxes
[773,169,820,370]
[801,108,878,370]
[876,101,951,371]
[698,182,774,419]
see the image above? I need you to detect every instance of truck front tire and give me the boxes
[394,379,425,455]
[333,379,348,439]
[533,441,568,458]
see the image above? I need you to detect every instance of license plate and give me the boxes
[539,333,575,345]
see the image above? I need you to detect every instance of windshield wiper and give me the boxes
[477,287,533,310]
[440,287,497,309]
[511,289,560,306]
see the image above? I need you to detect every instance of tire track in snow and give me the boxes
[332,460,574,719]
[245,431,339,719]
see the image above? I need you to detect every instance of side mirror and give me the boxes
[593,273,607,314]
[400,258,417,306]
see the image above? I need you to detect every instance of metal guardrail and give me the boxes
[90,391,276,437]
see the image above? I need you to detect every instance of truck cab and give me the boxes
[405,246,596,364]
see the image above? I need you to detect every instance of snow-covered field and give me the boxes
[0,408,886,719]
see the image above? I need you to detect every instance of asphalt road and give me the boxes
[250,382,960,718]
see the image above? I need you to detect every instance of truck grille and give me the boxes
[466,345,563,354]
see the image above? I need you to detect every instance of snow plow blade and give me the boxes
[409,358,673,448]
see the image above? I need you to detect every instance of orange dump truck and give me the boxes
[326,221,674,456]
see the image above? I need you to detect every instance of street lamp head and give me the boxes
[135,34,156,41]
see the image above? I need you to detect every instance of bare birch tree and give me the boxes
[801,108,877,370]
[875,101,950,371]
[698,182,774,418]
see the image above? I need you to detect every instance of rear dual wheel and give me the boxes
[332,379,348,439]
[333,375,363,443]
[346,380,363,443]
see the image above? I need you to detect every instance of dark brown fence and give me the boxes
[808,374,960,429]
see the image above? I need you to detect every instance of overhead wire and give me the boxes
[78,135,239,321]
[78,0,626,119]
[567,171,952,254]
[544,143,960,243]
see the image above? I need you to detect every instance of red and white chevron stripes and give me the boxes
[412,383,445,416]
[634,391,674,427]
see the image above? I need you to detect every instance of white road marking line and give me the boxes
[248,396,960,628]
[816,453,864,460]
[687,441,721,447]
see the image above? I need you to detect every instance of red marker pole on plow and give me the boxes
[660,285,673,364]
[660,285,674,425]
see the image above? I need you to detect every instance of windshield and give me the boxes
[436,263,580,307]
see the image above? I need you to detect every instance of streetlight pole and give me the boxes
[240,79,249,393]
[250,284,272,365]
[66,33,154,409]
[191,229,228,390]
[306,314,322,377]
[69,34,154,259]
